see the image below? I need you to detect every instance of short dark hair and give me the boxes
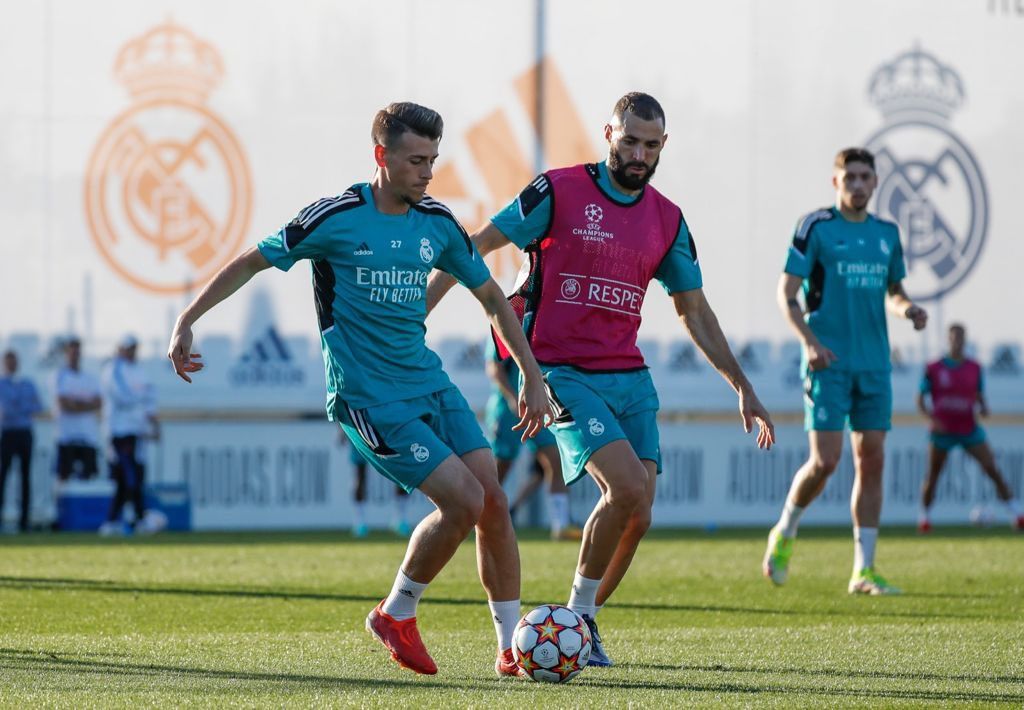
[949,323,966,334]
[834,147,876,171]
[371,102,443,147]
[2,350,15,359]
[611,92,666,127]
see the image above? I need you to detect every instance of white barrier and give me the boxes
[6,419,1021,530]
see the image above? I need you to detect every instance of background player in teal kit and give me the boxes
[764,147,928,595]
[167,102,551,678]
[484,338,578,540]
[429,93,774,666]
[340,431,410,538]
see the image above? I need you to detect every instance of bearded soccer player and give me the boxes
[428,92,775,666]
[168,102,551,677]
[917,323,1023,532]
[763,147,928,595]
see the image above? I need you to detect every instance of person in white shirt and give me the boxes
[52,337,102,480]
[99,334,159,535]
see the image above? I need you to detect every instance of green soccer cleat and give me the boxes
[848,567,901,595]
[762,525,794,586]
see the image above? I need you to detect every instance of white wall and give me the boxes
[1,1,1020,359]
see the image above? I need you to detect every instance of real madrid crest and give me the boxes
[84,20,252,294]
[864,44,988,302]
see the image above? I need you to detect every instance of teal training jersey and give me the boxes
[491,161,702,294]
[783,207,907,372]
[258,184,490,414]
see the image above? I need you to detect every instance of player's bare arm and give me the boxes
[777,272,836,371]
[485,354,519,411]
[427,223,512,313]
[886,280,928,330]
[167,246,272,383]
[470,278,552,441]
[978,391,990,418]
[673,288,776,449]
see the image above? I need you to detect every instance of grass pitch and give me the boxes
[0,527,1021,707]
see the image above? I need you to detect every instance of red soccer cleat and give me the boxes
[365,600,438,675]
[495,647,526,678]
[918,520,932,534]
[1014,516,1024,532]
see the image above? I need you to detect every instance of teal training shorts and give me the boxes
[803,368,892,432]
[338,386,489,492]
[484,392,557,461]
[930,427,987,452]
[541,366,661,485]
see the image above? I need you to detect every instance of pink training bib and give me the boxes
[926,358,981,435]
[500,164,682,370]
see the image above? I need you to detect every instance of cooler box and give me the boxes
[57,480,192,531]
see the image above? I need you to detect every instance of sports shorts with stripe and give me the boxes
[338,386,490,492]
[541,366,661,486]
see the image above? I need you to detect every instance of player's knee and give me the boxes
[811,452,841,476]
[606,476,645,512]
[479,476,510,517]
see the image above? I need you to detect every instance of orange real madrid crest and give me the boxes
[84,20,252,294]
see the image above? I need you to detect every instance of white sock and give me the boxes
[353,501,366,527]
[1004,498,1022,518]
[777,501,805,538]
[567,572,601,619]
[488,599,521,652]
[594,603,604,617]
[549,493,569,534]
[854,527,878,572]
[919,504,930,524]
[382,569,427,621]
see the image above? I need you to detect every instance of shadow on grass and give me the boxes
[0,647,480,691]
[617,661,1024,686]
[578,674,1024,704]
[0,576,1010,622]
[3,648,1020,703]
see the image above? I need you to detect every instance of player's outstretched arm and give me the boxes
[471,278,552,441]
[426,223,512,314]
[168,247,271,383]
[777,273,836,371]
[886,281,927,331]
[673,288,775,449]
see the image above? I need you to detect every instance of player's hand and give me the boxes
[167,323,204,383]
[905,305,928,331]
[512,376,553,443]
[739,387,775,450]
[804,341,837,371]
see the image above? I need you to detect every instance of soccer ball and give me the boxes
[513,604,591,683]
[969,505,995,528]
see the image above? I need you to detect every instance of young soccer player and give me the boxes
[168,102,551,677]
[764,147,928,595]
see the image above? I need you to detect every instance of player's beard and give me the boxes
[608,150,659,190]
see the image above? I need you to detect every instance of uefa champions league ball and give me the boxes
[513,604,591,683]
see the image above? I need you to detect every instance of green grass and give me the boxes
[0,527,1021,707]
